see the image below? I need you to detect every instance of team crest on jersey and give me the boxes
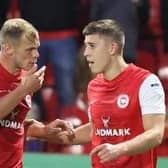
[25,95,32,108]
[117,94,129,108]
[101,116,110,128]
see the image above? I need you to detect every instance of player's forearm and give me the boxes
[59,122,92,145]
[0,85,27,119]
[118,127,164,156]
[164,114,168,138]
[26,120,46,139]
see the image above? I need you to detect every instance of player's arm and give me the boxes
[25,119,74,140]
[164,113,168,138]
[118,74,166,154]
[24,119,47,140]
[48,122,92,145]
[91,74,166,162]
[0,85,28,120]
[0,65,45,119]
[119,113,165,155]
[90,113,165,163]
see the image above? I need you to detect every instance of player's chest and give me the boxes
[89,89,139,121]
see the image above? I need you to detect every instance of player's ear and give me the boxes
[2,42,15,55]
[109,42,119,55]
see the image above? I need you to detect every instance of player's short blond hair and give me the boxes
[0,18,38,45]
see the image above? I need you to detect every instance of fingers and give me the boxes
[56,119,74,134]
[35,66,46,85]
[47,127,62,134]
[99,153,111,163]
[34,66,46,77]
[97,149,107,158]
[63,121,74,139]
[26,65,46,77]
[90,145,109,163]
[63,120,74,134]
[24,119,35,127]
[39,74,45,85]
[51,119,73,129]
[47,119,75,141]
[97,149,109,163]
[26,64,38,75]
[90,144,104,157]
[44,126,64,143]
[65,121,75,141]
[90,144,118,163]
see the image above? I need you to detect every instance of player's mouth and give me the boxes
[31,60,37,64]
[88,61,94,67]
[29,62,37,66]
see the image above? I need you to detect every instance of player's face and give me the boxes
[13,34,40,71]
[83,34,113,74]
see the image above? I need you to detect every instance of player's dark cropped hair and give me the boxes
[82,19,125,49]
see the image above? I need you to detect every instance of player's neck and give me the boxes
[103,56,128,81]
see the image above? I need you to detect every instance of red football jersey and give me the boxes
[88,64,157,168]
[0,64,31,168]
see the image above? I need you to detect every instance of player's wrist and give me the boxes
[17,84,29,96]
[118,143,129,156]
[164,123,168,138]
[27,121,46,140]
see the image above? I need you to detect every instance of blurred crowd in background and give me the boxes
[1,0,168,157]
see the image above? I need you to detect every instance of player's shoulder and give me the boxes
[118,64,151,85]
[130,64,150,74]
[139,73,164,97]
[141,73,162,88]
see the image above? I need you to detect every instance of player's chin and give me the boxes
[91,68,102,75]
[24,63,36,71]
